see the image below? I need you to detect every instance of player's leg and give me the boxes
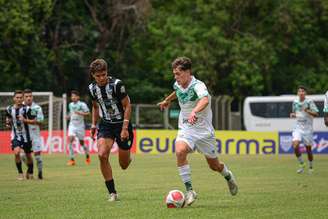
[77,128,90,164]
[24,142,34,179]
[116,124,134,170]
[13,144,24,180]
[303,133,314,173]
[292,131,305,173]
[32,138,43,179]
[67,135,76,165]
[97,137,117,201]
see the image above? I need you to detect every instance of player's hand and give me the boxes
[157,100,170,111]
[290,113,296,118]
[120,128,129,141]
[18,115,25,122]
[188,111,198,125]
[91,125,97,140]
[5,118,12,128]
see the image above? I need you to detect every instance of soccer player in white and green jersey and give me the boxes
[290,86,318,174]
[23,89,44,179]
[67,90,90,166]
[158,57,238,206]
[324,90,328,127]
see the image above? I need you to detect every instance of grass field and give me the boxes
[0,154,328,219]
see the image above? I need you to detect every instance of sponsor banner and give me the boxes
[0,130,136,154]
[279,132,328,154]
[136,130,278,155]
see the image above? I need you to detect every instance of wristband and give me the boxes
[91,124,97,128]
[124,119,129,122]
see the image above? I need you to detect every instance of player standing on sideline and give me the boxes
[324,90,328,127]
[5,90,34,180]
[290,86,319,174]
[157,57,238,206]
[23,89,45,179]
[88,59,134,202]
[66,90,90,166]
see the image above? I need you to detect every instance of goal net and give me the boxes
[0,92,63,153]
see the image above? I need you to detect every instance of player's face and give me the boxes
[173,67,191,88]
[297,88,306,100]
[24,93,33,105]
[93,70,108,86]
[13,94,24,105]
[71,94,79,102]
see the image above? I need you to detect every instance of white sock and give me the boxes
[35,155,43,173]
[178,164,191,183]
[309,161,313,168]
[297,156,304,164]
[220,164,230,177]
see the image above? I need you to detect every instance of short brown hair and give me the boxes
[24,89,32,94]
[14,90,23,97]
[71,90,80,96]
[89,59,107,75]
[172,57,192,70]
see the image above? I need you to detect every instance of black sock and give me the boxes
[16,162,23,174]
[86,154,90,159]
[27,163,33,174]
[105,179,116,194]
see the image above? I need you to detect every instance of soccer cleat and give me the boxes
[85,157,91,165]
[38,171,43,180]
[26,173,34,180]
[227,170,238,196]
[67,160,76,166]
[297,163,305,174]
[185,190,197,206]
[17,173,24,180]
[108,193,119,202]
[308,167,314,174]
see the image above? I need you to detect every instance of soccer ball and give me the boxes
[165,190,185,208]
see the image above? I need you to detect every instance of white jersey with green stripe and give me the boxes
[28,102,44,139]
[174,76,214,132]
[292,97,319,132]
[68,101,89,128]
[324,91,328,113]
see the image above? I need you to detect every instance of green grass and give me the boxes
[0,154,328,219]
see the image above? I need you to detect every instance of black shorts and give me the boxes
[97,120,134,150]
[11,139,33,153]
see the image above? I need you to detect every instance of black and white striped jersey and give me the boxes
[5,104,31,142]
[88,77,128,123]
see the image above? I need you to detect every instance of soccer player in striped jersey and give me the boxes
[66,90,90,166]
[290,86,318,174]
[5,90,34,180]
[324,90,328,127]
[158,57,238,206]
[23,89,44,179]
[88,59,133,202]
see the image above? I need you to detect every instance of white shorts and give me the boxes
[176,129,217,158]
[292,129,314,146]
[68,126,85,140]
[31,137,43,152]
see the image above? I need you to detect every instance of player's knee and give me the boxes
[119,162,129,170]
[176,148,187,159]
[98,152,108,162]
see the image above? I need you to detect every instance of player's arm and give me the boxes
[157,91,177,110]
[120,95,131,141]
[90,100,99,139]
[304,101,319,117]
[5,107,12,128]
[23,107,44,126]
[75,111,90,116]
[188,96,209,124]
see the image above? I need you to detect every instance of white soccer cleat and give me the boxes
[108,193,119,202]
[17,173,24,181]
[227,170,238,196]
[185,190,197,206]
[297,164,305,174]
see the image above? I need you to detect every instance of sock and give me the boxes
[81,144,90,158]
[27,162,34,174]
[105,179,116,194]
[297,156,304,165]
[309,161,313,169]
[68,143,74,160]
[16,162,23,174]
[35,155,43,173]
[178,165,193,191]
[220,164,231,181]
[20,152,27,165]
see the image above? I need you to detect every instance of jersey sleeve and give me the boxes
[88,84,97,101]
[35,106,44,122]
[324,91,328,113]
[309,99,319,113]
[115,80,128,101]
[5,106,12,118]
[292,100,296,113]
[194,82,209,99]
[81,102,90,113]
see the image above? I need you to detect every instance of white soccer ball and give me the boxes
[165,190,185,208]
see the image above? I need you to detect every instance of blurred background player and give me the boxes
[88,58,134,202]
[157,57,238,206]
[66,90,90,166]
[23,89,44,179]
[290,86,318,174]
[5,90,34,180]
[324,90,328,127]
